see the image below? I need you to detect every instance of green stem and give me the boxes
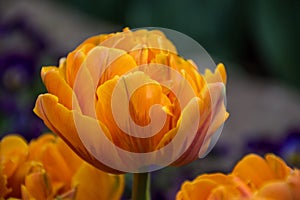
[132,172,151,200]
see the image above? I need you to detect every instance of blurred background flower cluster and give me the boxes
[0,1,300,199]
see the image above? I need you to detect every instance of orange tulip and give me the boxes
[176,154,300,200]
[0,134,124,200]
[34,28,228,173]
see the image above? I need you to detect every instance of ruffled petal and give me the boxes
[177,179,218,200]
[204,63,227,85]
[66,43,96,87]
[9,161,44,197]
[72,162,124,200]
[197,82,228,158]
[41,66,74,110]
[265,154,291,179]
[22,170,53,200]
[100,29,177,54]
[33,94,120,174]
[161,97,203,166]
[0,167,11,198]
[71,46,137,117]
[287,169,300,199]
[95,71,173,153]
[0,135,28,178]
[254,181,293,200]
[232,154,275,190]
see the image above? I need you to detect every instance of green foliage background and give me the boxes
[58,0,300,89]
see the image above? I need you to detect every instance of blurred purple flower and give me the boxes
[0,16,53,140]
[245,128,300,168]
[0,53,36,92]
[278,128,300,168]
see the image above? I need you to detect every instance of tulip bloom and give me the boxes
[176,154,300,200]
[34,28,228,173]
[0,134,124,200]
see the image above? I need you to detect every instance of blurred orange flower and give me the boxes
[176,154,300,200]
[0,134,124,200]
[34,28,228,173]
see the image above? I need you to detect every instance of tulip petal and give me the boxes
[208,185,245,200]
[254,181,293,199]
[265,154,291,179]
[56,138,83,176]
[27,133,82,192]
[41,66,75,110]
[33,94,120,174]
[100,29,177,54]
[72,162,124,200]
[66,43,96,87]
[198,82,228,158]
[195,173,232,184]
[151,52,206,96]
[232,154,275,189]
[286,169,300,198]
[169,82,227,165]
[160,97,202,166]
[95,71,173,153]
[23,171,53,200]
[40,143,73,189]
[28,134,56,161]
[9,161,44,197]
[72,46,137,117]
[0,167,11,198]
[178,179,218,200]
[204,63,227,85]
[76,33,114,49]
[85,46,137,86]
[0,135,28,178]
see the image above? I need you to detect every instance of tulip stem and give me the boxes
[132,172,151,200]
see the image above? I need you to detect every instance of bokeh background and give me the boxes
[1,1,300,199]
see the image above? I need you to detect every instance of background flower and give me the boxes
[176,153,300,200]
[0,133,124,200]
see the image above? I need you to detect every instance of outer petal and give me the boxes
[28,134,57,161]
[66,43,95,87]
[208,185,246,200]
[40,143,74,191]
[0,166,11,198]
[254,181,293,200]
[197,82,228,158]
[33,94,120,174]
[232,154,275,190]
[29,135,82,195]
[41,67,74,110]
[287,169,300,199]
[176,179,218,200]
[176,172,252,200]
[171,82,227,166]
[9,161,44,198]
[76,33,114,49]
[0,135,28,178]
[72,162,124,200]
[204,63,227,85]
[56,138,83,176]
[265,154,291,179]
[22,171,53,200]
[100,29,177,54]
